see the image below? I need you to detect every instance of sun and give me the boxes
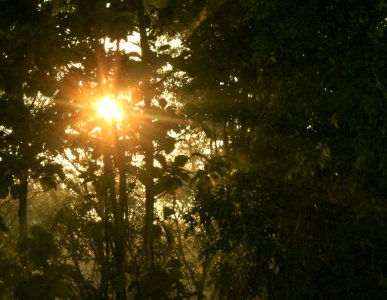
[97,96,123,122]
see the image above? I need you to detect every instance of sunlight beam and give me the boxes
[97,96,123,122]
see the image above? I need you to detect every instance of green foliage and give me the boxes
[181,0,387,298]
[174,155,189,167]
[39,176,57,192]
[0,225,69,300]
[15,272,69,300]
[163,206,175,219]
[137,264,187,299]
[0,0,199,299]
[17,225,59,269]
[3,0,386,299]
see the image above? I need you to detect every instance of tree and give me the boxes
[179,0,387,298]
[0,0,67,239]
[2,0,385,299]
[49,0,195,298]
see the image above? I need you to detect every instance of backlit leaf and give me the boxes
[174,155,189,167]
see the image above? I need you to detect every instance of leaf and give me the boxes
[151,167,164,178]
[41,163,65,180]
[157,97,168,109]
[174,155,189,167]
[39,176,57,192]
[156,53,172,65]
[155,153,167,167]
[163,206,175,219]
[126,164,138,175]
[158,45,171,51]
[153,176,175,196]
[157,136,175,154]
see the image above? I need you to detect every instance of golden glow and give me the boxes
[97,96,123,122]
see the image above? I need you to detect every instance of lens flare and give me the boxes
[97,96,123,122]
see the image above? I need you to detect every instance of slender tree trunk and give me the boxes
[97,37,127,298]
[102,144,115,299]
[103,132,127,300]
[222,121,229,155]
[137,0,155,271]
[18,177,28,240]
[212,120,219,156]
[100,187,109,299]
[114,126,127,300]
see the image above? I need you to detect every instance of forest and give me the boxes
[0,0,387,299]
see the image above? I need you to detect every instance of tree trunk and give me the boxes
[18,177,28,240]
[103,132,127,300]
[114,126,127,300]
[97,35,127,298]
[137,0,155,271]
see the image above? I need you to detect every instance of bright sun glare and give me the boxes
[97,96,123,122]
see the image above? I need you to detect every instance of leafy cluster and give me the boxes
[180,0,387,298]
[0,0,387,299]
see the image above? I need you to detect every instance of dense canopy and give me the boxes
[0,0,386,299]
